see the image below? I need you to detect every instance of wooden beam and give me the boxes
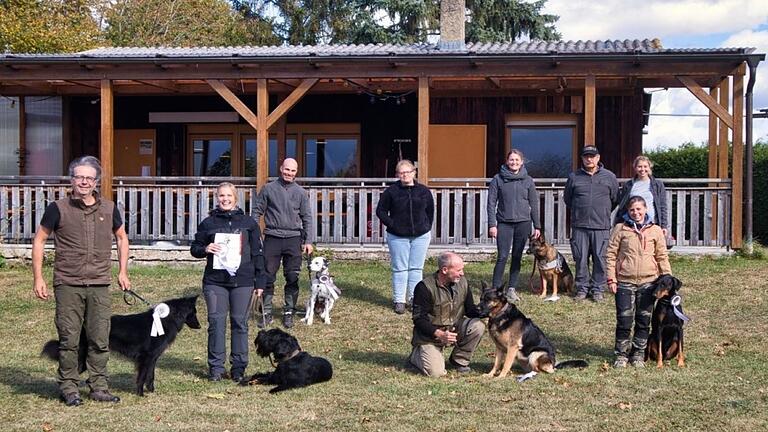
[133,79,179,93]
[718,79,730,180]
[708,86,719,179]
[732,70,744,249]
[486,77,502,88]
[100,79,114,199]
[256,79,269,192]
[206,79,259,131]
[584,75,595,145]
[418,77,430,185]
[265,78,317,129]
[678,75,734,129]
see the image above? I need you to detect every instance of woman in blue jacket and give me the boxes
[487,149,541,302]
[376,160,434,315]
[191,182,266,382]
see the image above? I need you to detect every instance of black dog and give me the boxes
[41,296,201,396]
[241,328,332,393]
[477,284,587,381]
[646,275,687,368]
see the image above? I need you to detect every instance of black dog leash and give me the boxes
[123,289,152,307]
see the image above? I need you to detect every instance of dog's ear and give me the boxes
[672,276,682,291]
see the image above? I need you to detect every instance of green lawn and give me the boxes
[1,255,767,431]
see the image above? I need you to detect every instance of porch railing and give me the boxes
[0,176,732,248]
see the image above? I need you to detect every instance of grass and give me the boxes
[1,255,767,431]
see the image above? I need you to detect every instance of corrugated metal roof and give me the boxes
[1,39,755,59]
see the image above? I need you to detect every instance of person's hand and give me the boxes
[33,278,49,300]
[117,271,131,291]
[303,244,314,255]
[206,243,222,254]
[532,229,541,239]
[254,288,263,297]
[608,282,618,294]
[435,328,458,345]
[488,227,497,239]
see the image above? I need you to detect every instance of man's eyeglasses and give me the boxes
[397,170,415,175]
[72,175,97,183]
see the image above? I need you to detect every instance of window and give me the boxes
[304,136,359,177]
[243,136,297,177]
[506,115,578,178]
[192,136,232,176]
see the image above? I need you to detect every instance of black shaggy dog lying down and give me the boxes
[41,296,201,396]
[241,328,333,393]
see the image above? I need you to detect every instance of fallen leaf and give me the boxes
[42,422,53,432]
[193,356,201,361]
[617,402,632,410]
[501,397,512,403]
[206,393,226,400]
[154,416,161,422]
[383,367,391,372]
[361,417,371,423]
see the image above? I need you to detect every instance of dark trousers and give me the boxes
[614,282,655,360]
[263,235,303,316]
[203,283,253,375]
[492,221,531,289]
[54,285,111,395]
[570,228,609,294]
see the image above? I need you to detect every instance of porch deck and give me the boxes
[0,176,732,249]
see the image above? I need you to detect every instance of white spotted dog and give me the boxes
[302,257,341,325]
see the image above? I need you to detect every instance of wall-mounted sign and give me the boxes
[139,139,153,155]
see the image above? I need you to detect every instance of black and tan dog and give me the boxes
[241,328,333,393]
[41,296,201,396]
[646,274,687,368]
[527,233,574,301]
[478,284,587,381]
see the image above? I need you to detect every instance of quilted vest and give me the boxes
[411,272,468,346]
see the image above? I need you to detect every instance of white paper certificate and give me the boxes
[213,233,242,275]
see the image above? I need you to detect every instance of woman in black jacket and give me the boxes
[376,160,434,315]
[487,149,541,302]
[614,156,669,237]
[190,182,266,382]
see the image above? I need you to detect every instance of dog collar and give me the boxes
[319,274,332,284]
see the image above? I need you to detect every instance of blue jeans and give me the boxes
[386,232,431,303]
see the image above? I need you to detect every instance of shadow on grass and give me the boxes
[343,349,413,370]
[0,366,138,399]
[337,282,391,309]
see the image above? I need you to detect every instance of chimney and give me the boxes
[438,0,466,51]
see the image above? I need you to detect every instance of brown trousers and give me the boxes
[409,318,485,377]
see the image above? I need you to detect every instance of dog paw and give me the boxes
[483,372,496,378]
[544,296,560,302]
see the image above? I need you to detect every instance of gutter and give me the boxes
[744,56,763,252]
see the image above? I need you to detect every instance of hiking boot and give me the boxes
[613,357,628,368]
[591,291,605,303]
[449,358,471,373]
[630,358,646,368]
[394,302,406,315]
[282,313,294,329]
[506,287,520,303]
[89,390,120,403]
[231,370,244,383]
[208,373,223,382]
[61,392,82,407]
[573,292,588,302]
[257,314,273,329]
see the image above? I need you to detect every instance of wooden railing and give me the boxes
[0,176,732,248]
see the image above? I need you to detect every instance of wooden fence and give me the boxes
[0,176,732,248]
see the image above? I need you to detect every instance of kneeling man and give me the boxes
[409,252,486,377]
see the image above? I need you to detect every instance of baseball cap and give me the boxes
[581,146,599,156]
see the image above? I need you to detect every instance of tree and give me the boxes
[0,0,103,53]
[465,0,560,42]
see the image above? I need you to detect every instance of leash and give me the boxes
[248,290,268,327]
[122,289,169,337]
[123,289,151,307]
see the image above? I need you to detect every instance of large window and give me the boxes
[304,136,359,177]
[243,136,297,177]
[192,136,232,176]
[506,115,577,178]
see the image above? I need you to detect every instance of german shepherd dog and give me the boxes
[646,274,687,368]
[41,296,201,396]
[478,284,587,381]
[242,328,333,393]
[527,233,574,301]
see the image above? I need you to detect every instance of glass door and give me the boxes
[190,135,233,176]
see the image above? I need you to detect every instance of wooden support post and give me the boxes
[708,86,719,240]
[584,75,596,145]
[718,79,729,180]
[732,69,744,249]
[275,94,287,176]
[418,77,430,185]
[100,79,114,199]
[256,79,269,192]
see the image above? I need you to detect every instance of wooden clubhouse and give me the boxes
[0,12,763,250]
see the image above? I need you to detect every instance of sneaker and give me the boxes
[209,371,223,382]
[257,314,273,329]
[282,313,294,329]
[394,302,406,314]
[89,390,120,403]
[613,357,628,368]
[231,370,244,383]
[61,392,82,407]
[573,292,588,302]
[591,291,605,303]
[630,358,646,368]
[448,358,471,373]
[506,287,520,303]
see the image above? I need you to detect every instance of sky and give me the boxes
[542,0,768,150]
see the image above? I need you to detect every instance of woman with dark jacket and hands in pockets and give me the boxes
[376,160,435,315]
[614,156,669,237]
[191,182,266,382]
[487,149,541,302]
[606,195,672,369]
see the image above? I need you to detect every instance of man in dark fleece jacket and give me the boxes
[253,158,314,328]
[564,146,619,302]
